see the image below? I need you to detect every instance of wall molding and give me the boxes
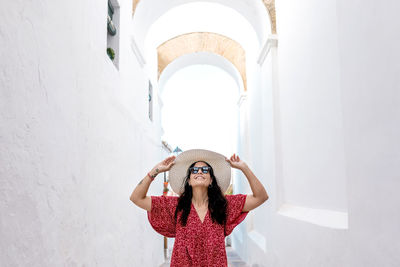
[238,93,247,107]
[277,203,349,229]
[248,230,267,253]
[130,36,146,67]
[257,34,278,65]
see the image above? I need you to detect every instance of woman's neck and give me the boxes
[191,187,208,206]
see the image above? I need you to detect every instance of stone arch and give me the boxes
[262,0,276,34]
[158,32,247,91]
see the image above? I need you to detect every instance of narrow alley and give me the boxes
[1,0,400,266]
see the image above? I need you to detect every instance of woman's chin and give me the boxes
[191,183,208,188]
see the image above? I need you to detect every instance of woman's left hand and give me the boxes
[225,153,247,170]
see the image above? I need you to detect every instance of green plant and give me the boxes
[107,47,115,60]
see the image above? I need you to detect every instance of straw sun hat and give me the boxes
[168,149,231,196]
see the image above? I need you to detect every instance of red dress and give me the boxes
[147,194,249,267]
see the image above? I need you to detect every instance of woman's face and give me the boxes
[188,161,212,188]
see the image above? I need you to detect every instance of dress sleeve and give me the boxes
[147,195,178,237]
[224,194,249,236]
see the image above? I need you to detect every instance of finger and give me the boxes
[168,162,174,167]
[168,156,175,163]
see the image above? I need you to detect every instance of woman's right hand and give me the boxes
[152,155,176,173]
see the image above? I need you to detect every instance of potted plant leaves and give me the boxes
[107,47,115,61]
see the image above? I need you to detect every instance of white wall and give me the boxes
[276,0,347,212]
[239,0,400,266]
[0,1,168,266]
[336,0,400,265]
[133,0,270,53]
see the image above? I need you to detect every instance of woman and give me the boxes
[130,149,269,266]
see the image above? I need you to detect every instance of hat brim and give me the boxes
[168,149,231,196]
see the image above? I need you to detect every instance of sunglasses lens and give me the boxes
[202,167,209,173]
[190,167,199,174]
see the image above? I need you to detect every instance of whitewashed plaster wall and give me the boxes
[336,0,400,266]
[133,0,270,53]
[277,0,347,212]
[236,0,400,266]
[0,1,168,266]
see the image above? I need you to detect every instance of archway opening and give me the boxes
[160,64,239,157]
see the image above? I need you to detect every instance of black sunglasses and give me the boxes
[189,166,211,174]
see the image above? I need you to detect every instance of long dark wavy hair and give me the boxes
[174,161,228,227]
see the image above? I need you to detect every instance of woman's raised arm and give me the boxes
[226,153,269,212]
[130,155,176,211]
